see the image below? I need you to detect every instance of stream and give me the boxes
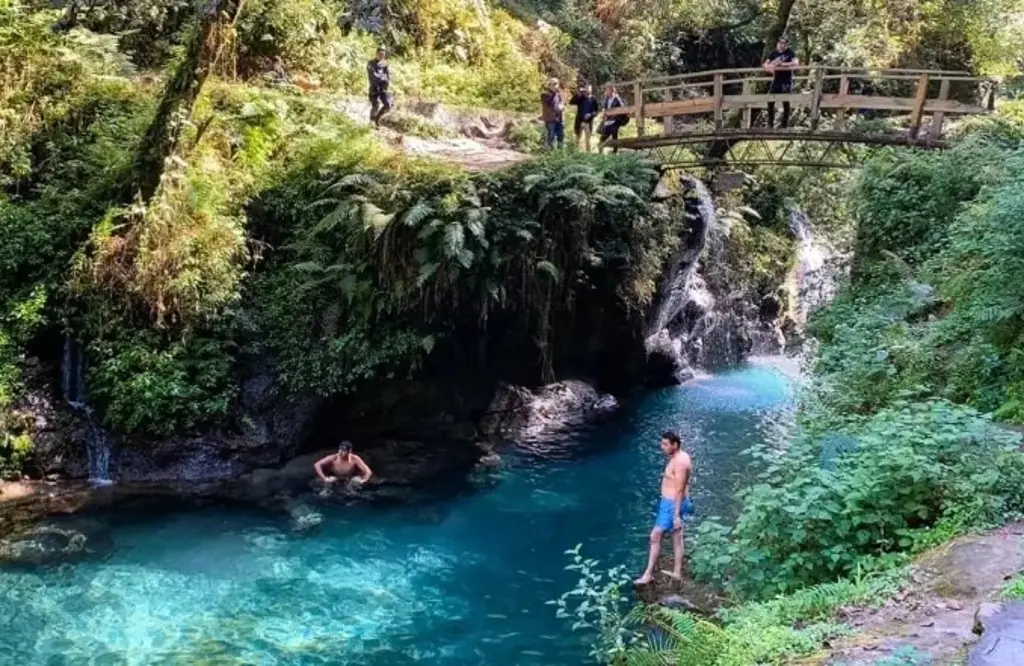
[0,361,795,665]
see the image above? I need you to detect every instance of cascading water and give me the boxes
[787,208,847,326]
[61,337,113,486]
[643,176,715,385]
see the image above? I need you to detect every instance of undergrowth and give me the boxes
[553,545,909,666]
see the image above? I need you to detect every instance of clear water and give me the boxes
[0,362,794,666]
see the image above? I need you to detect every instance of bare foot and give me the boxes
[634,574,654,585]
[660,569,683,583]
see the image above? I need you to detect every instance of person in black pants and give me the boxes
[367,46,392,126]
[763,36,799,128]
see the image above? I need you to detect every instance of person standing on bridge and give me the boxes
[763,36,799,129]
[368,46,393,127]
[570,84,600,152]
[541,77,566,149]
[598,84,627,154]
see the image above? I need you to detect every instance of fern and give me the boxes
[402,201,434,227]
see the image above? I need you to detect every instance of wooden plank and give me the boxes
[818,95,986,114]
[713,73,724,131]
[809,67,825,130]
[835,75,850,131]
[929,77,951,140]
[909,73,930,138]
[634,81,645,137]
[723,93,813,108]
[607,94,988,120]
[642,99,715,117]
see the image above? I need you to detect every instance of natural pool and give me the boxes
[0,361,795,666]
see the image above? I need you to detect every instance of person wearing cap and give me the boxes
[763,36,799,129]
[540,77,566,149]
[367,46,393,126]
[314,441,373,489]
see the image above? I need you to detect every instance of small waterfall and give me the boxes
[643,177,715,385]
[787,209,846,325]
[61,337,113,486]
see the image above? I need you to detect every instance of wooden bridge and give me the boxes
[603,66,997,169]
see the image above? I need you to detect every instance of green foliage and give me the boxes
[507,120,545,153]
[0,286,46,474]
[691,401,1024,599]
[548,544,640,663]
[556,548,909,666]
[1001,575,1024,600]
[852,137,1014,267]
[87,331,236,436]
[254,150,669,394]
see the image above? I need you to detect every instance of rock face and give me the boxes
[971,602,1024,666]
[479,380,619,444]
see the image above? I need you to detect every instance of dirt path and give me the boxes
[336,98,532,173]
[820,524,1024,665]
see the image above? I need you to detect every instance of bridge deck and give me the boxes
[602,66,996,159]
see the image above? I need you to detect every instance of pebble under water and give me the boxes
[0,361,795,666]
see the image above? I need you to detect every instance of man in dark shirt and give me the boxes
[569,84,600,152]
[762,36,799,129]
[540,77,565,149]
[367,46,392,126]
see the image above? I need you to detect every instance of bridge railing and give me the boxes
[605,66,997,142]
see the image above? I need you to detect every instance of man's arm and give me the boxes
[670,459,684,519]
[782,55,800,70]
[352,454,373,484]
[313,455,334,482]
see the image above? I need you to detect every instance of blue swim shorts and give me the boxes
[654,497,695,531]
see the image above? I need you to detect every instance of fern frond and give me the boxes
[402,201,434,227]
[536,260,562,284]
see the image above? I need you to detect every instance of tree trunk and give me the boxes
[761,0,797,60]
[130,0,245,203]
[706,0,797,163]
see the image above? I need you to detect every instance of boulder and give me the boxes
[479,380,618,443]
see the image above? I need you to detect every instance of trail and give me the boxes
[336,98,532,173]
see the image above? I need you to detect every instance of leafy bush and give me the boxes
[87,331,237,436]
[253,150,673,394]
[0,287,47,475]
[507,119,545,153]
[690,400,1024,600]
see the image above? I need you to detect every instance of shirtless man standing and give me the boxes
[313,441,373,489]
[635,430,693,585]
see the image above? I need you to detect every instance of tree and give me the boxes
[131,0,245,203]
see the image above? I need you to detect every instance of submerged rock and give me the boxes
[479,380,618,443]
[0,519,113,567]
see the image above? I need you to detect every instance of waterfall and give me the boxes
[61,337,113,486]
[643,177,715,385]
[787,208,846,325]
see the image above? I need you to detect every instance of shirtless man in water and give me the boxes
[313,441,373,489]
[635,430,693,585]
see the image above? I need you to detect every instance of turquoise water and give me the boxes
[0,362,794,666]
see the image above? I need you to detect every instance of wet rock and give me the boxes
[969,602,1024,666]
[479,380,618,443]
[975,602,1005,635]
[645,331,695,387]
